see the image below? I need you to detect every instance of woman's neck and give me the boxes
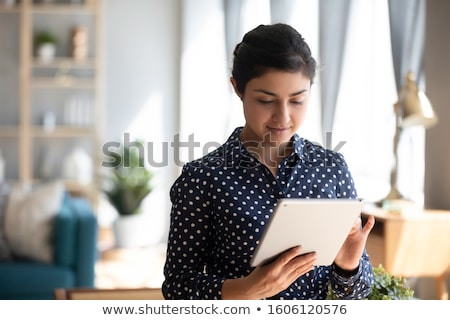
[240,133,293,177]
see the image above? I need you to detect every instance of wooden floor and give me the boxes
[95,228,166,289]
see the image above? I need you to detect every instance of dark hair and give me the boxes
[231,23,317,94]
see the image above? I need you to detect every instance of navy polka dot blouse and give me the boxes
[162,127,374,300]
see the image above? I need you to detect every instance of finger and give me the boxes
[289,252,317,272]
[287,254,316,279]
[298,252,317,266]
[274,246,303,266]
[353,216,362,227]
[361,215,375,234]
[347,217,361,235]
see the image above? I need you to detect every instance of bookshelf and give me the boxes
[0,0,103,202]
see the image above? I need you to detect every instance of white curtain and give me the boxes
[319,0,352,141]
[177,0,230,167]
[332,0,398,203]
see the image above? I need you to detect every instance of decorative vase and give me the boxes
[113,213,158,248]
[37,43,56,63]
[71,26,88,60]
[62,147,93,185]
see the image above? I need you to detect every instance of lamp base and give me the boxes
[380,199,421,216]
[375,188,419,215]
[374,187,404,207]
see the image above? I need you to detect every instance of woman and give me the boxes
[162,23,375,300]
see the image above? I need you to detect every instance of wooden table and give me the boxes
[362,204,450,300]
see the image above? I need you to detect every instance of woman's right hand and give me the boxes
[221,246,317,300]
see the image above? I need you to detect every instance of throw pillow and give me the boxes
[3,180,65,264]
[0,182,12,261]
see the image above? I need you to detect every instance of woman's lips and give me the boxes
[268,127,289,135]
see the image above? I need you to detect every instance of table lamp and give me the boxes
[381,71,438,204]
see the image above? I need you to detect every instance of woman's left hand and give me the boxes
[333,215,375,271]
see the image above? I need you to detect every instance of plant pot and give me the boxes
[113,213,159,248]
[37,43,56,63]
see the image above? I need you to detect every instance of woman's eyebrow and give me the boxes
[253,89,308,97]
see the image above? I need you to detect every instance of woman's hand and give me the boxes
[333,215,375,271]
[222,246,317,300]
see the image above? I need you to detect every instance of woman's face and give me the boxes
[233,69,311,147]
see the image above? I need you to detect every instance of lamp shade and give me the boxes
[398,71,438,128]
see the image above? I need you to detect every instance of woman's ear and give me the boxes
[230,77,242,100]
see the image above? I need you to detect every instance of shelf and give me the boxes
[32,126,96,137]
[0,0,102,189]
[0,5,19,13]
[0,126,19,137]
[32,57,96,69]
[31,3,95,15]
[31,76,96,89]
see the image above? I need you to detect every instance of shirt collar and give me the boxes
[291,132,307,159]
[224,127,307,163]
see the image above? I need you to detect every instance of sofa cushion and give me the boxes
[4,181,65,264]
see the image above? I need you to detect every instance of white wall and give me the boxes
[103,0,180,142]
[416,0,450,300]
[424,0,450,211]
[102,0,181,243]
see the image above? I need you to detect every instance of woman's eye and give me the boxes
[292,100,304,105]
[258,100,273,104]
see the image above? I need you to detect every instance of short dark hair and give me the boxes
[231,23,317,94]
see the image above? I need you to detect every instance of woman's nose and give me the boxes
[272,103,290,124]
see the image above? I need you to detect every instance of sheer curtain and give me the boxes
[332,0,398,203]
[319,0,352,141]
[178,0,230,166]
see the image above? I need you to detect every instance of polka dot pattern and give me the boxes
[162,127,373,300]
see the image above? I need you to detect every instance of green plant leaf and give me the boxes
[327,264,414,300]
[102,140,154,216]
[34,31,58,46]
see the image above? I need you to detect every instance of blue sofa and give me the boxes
[0,193,98,300]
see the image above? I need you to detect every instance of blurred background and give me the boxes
[0,0,449,300]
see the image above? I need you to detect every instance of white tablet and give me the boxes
[250,198,365,267]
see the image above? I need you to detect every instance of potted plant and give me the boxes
[102,140,154,248]
[328,264,415,300]
[34,30,58,63]
[365,264,415,300]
